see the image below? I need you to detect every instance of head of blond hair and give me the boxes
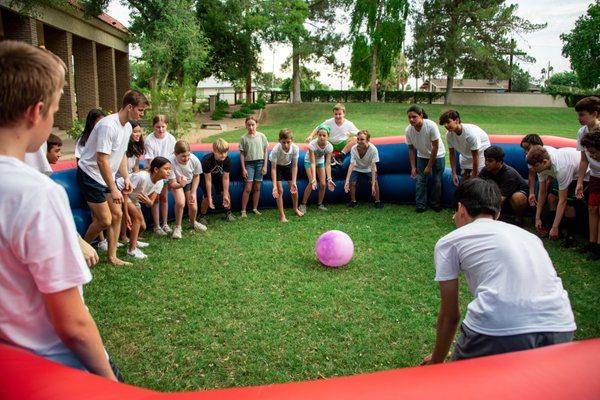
[0,41,66,127]
[213,138,229,153]
[279,128,293,141]
[333,103,346,112]
[174,140,190,154]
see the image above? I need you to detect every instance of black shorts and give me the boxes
[276,164,292,181]
[551,180,579,205]
[201,173,224,196]
[183,182,192,193]
[77,167,109,204]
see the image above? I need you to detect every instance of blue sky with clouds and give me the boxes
[107,0,593,88]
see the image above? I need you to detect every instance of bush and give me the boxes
[216,99,229,110]
[231,110,248,118]
[248,102,263,110]
[66,118,85,140]
[211,109,225,120]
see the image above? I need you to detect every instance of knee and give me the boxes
[97,214,112,230]
[252,185,261,194]
[111,207,123,220]
[243,185,252,194]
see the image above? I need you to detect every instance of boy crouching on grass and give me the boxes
[270,128,303,222]
[423,178,575,365]
[0,40,120,380]
[199,138,235,224]
[344,130,383,208]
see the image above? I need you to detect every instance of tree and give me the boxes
[348,0,409,101]
[408,0,545,104]
[510,64,533,92]
[379,52,410,90]
[265,0,344,103]
[546,71,579,88]
[561,1,600,89]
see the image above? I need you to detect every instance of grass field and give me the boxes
[203,103,578,144]
[86,204,600,392]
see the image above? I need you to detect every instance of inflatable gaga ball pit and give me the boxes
[315,230,354,268]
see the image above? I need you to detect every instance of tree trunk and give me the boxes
[370,43,379,102]
[292,42,302,104]
[445,74,454,105]
[245,73,252,104]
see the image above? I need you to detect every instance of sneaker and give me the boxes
[317,204,328,211]
[252,209,262,215]
[374,201,384,209]
[198,216,209,226]
[116,241,125,248]
[225,212,236,222]
[97,239,108,253]
[415,208,426,213]
[346,201,358,208]
[154,226,167,236]
[298,204,307,214]
[192,220,208,232]
[240,210,247,218]
[587,252,600,261]
[136,240,150,248]
[578,243,595,254]
[127,247,148,260]
[562,236,577,248]
[172,225,182,239]
[162,224,173,234]
[432,206,443,213]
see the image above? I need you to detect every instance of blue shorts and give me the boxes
[350,170,373,183]
[245,160,264,182]
[304,161,325,170]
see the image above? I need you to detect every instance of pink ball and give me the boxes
[315,230,354,268]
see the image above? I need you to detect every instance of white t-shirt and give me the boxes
[144,132,177,160]
[350,144,380,173]
[446,123,490,170]
[538,146,587,190]
[320,118,359,144]
[434,218,576,336]
[304,139,334,164]
[117,170,164,207]
[24,142,52,176]
[0,156,91,357]
[168,153,202,182]
[577,125,600,178]
[74,138,84,159]
[270,143,299,166]
[78,113,132,186]
[405,119,446,159]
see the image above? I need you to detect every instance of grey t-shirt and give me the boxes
[240,132,268,161]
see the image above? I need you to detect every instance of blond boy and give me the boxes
[199,138,235,223]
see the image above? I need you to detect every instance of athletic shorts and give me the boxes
[201,174,224,196]
[332,140,348,152]
[588,176,600,206]
[350,170,373,183]
[276,163,293,181]
[551,180,580,205]
[304,161,325,170]
[77,167,109,204]
[183,182,192,193]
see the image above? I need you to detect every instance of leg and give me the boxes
[316,167,326,206]
[289,180,303,216]
[252,181,262,212]
[275,181,287,222]
[373,180,380,202]
[415,157,427,211]
[241,181,253,215]
[173,188,185,228]
[185,191,198,225]
[159,186,169,227]
[106,195,130,265]
[151,199,160,229]
[430,157,445,211]
[128,204,142,251]
[301,166,313,206]
[589,205,599,244]
[84,202,112,243]
[509,192,529,217]
[350,182,357,202]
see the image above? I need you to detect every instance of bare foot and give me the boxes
[108,257,132,266]
[294,208,304,217]
[280,217,289,223]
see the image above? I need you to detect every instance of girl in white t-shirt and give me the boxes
[168,140,207,239]
[145,115,177,236]
[299,125,336,213]
[118,156,172,259]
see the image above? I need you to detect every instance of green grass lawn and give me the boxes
[86,204,600,392]
[203,103,579,143]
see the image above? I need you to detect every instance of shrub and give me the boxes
[66,118,85,140]
[216,99,229,110]
[211,109,225,120]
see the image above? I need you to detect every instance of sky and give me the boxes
[106,0,592,89]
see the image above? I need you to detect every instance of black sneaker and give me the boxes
[432,206,443,213]
[587,252,600,261]
[416,208,426,213]
[578,243,595,254]
[374,201,384,209]
[562,236,577,248]
[347,201,358,208]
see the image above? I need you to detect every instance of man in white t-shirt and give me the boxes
[423,178,575,365]
[344,130,383,208]
[527,145,588,246]
[306,103,359,165]
[439,109,490,186]
[0,41,118,380]
[77,90,148,265]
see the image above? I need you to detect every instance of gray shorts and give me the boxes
[451,323,574,361]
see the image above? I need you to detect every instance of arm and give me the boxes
[77,235,99,268]
[408,145,417,179]
[204,173,214,209]
[262,144,268,176]
[528,169,537,206]
[325,154,335,191]
[470,149,480,178]
[97,153,123,204]
[240,150,247,180]
[132,158,140,173]
[423,279,460,365]
[137,192,157,208]
[291,159,298,194]
[168,177,185,190]
[190,174,200,204]
[305,128,318,142]
[449,148,459,186]
[271,161,279,198]
[310,151,317,190]
[535,178,548,232]
[344,162,355,193]
[550,189,569,239]
[222,172,231,208]
[117,154,131,193]
[43,288,117,380]
[576,151,588,199]
[425,140,439,175]
[371,161,378,196]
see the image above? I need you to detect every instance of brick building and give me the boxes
[0,1,131,129]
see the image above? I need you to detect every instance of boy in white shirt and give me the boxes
[344,130,383,208]
[527,145,588,246]
[439,110,490,186]
[423,178,575,365]
[77,90,148,265]
[0,40,118,380]
[306,103,359,165]
[270,128,302,222]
